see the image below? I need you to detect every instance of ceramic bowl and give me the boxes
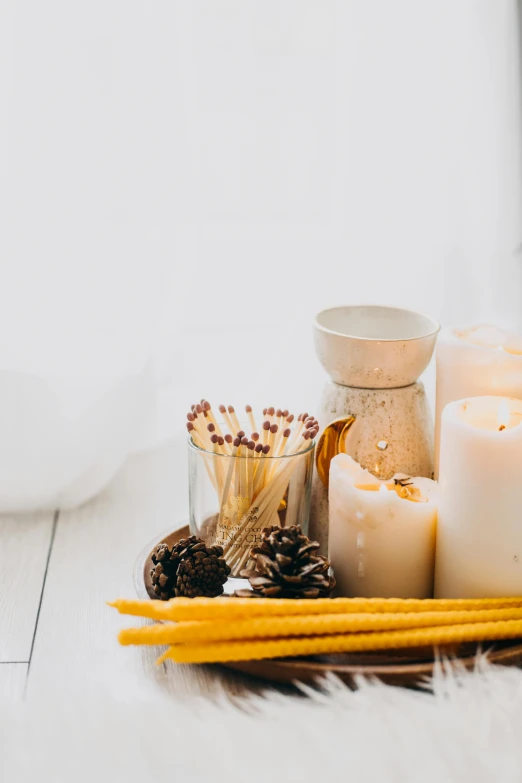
[314,305,440,389]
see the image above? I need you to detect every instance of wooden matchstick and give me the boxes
[202,400,224,437]
[218,436,241,524]
[210,433,226,494]
[245,405,257,435]
[268,427,292,480]
[223,432,233,455]
[251,442,264,496]
[252,443,270,499]
[188,411,213,449]
[195,403,205,419]
[239,436,249,499]
[186,421,202,447]
[286,413,308,454]
[261,419,270,446]
[274,427,290,458]
[234,431,245,485]
[187,423,218,490]
[246,440,255,500]
[218,404,235,434]
[228,405,241,435]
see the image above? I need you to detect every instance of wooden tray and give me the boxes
[134,524,522,687]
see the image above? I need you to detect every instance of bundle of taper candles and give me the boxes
[186,401,318,573]
[110,596,522,665]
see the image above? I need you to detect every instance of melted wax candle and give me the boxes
[435,396,522,598]
[435,324,522,476]
[328,454,438,598]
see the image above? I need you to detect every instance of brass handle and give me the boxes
[315,416,356,487]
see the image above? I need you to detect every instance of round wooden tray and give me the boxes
[135,524,522,687]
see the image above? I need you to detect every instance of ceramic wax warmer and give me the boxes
[309,305,439,552]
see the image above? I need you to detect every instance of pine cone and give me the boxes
[150,541,182,600]
[175,542,231,598]
[239,525,335,599]
[149,536,230,600]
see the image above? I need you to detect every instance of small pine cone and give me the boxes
[175,543,231,598]
[239,525,335,599]
[149,536,225,600]
[149,542,180,600]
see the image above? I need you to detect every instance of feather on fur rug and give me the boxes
[2,657,522,782]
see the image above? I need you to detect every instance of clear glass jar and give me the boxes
[188,436,315,577]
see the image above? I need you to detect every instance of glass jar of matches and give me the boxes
[187,402,317,577]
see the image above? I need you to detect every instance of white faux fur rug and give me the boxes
[3,658,522,782]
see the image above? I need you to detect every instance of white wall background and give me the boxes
[0,0,521,507]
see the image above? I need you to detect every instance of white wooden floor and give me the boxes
[0,438,264,702]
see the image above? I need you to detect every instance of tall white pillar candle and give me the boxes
[435,325,522,477]
[435,396,522,598]
[329,454,438,598]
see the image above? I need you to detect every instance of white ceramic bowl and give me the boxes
[314,305,440,388]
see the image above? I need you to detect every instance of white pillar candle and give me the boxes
[435,325,522,476]
[328,454,438,598]
[435,396,522,598]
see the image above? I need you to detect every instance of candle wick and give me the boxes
[394,478,413,487]
[499,424,506,432]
